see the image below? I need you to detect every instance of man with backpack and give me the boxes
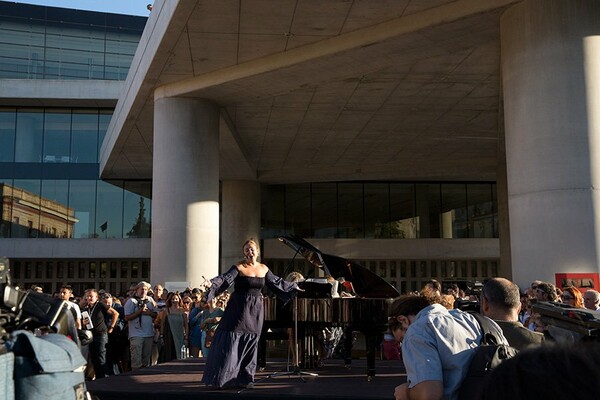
[389,292,509,400]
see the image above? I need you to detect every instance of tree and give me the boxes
[127,197,151,238]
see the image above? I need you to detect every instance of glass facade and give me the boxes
[0,3,145,80]
[261,182,497,239]
[0,108,151,239]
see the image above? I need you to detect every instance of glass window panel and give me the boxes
[98,112,112,159]
[100,261,107,279]
[312,182,337,238]
[15,110,43,162]
[57,262,65,279]
[35,262,43,279]
[89,261,96,278]
[105,39,139,55]
[0,109,16,162]
[47,34,104,52]
[96,180,123,238]
[123,181,152,238]
[0,28,45,46]
[25,262,33,279]
[379,261,387,278]
[132,261,139,278]
[71,111,99,163]
[40,180,70,238]
[11,179,41,238]
[110,261,117,278]
[285,184,311,237]
[0,43,41,61]
[69,180,97,239]
[0,58,32,79]
[104,65,128,81]
[420,261,427,278]
[45,46,94,65]
[90,64,105,80]
[78,262,86,279]
[467,184,494,238]
[338,183,363,238]
[43,111,71,163]
[364,183,390,238]
[481,261,488,277]
[441,184,468,238]
[261,185,285,239]
[390,184,417,238]
[415,183,441,238]
[491,261,498,277]
[59,62,92,79]
[492,185,498,238]
[120,261,128,279]
[43,61,61,79]
[142,261,149,278]
[470,261,478,278]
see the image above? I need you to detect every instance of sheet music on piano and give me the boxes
[298,278,335,298]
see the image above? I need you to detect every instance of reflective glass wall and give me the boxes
[261,182,497,239]
[0,2,145,80]
[0,108,151,239]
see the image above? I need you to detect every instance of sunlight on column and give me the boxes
[584,35,600,270]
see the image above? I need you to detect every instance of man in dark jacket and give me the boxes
[481,278,544,350]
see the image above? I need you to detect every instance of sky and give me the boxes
[6,0,153,16]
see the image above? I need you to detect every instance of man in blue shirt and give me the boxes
[388,293,507,400]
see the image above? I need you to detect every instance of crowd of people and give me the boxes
[388,278,600,400]
[28,237,297,388]
[35,277,231,381]
[28,253,600,396]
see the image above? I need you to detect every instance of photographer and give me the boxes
[124,281,157,370]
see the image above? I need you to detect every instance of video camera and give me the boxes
[532,301,600,342]
[0,257,79,345]
[443,279,483,313]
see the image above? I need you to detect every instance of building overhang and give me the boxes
[100,0,521,183]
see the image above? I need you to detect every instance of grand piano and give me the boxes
[260,235,400,379]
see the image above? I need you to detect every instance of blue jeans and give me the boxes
[89,331,108,379]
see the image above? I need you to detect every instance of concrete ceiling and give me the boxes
[100,0,521,184]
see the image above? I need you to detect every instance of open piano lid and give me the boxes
[279,235,400,298]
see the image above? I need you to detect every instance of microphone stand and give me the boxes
[269,295,318,381]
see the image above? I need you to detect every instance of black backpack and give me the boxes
[458,313,519,400]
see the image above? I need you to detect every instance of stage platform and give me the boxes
[87,357,407,400]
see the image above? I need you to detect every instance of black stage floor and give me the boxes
[87,357,407,400]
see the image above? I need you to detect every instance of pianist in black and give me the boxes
[201,238,301,389]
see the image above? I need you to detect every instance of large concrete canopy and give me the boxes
[100,0,520,184]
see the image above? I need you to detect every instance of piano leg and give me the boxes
[343,326,353,369]
[365,332,382,381]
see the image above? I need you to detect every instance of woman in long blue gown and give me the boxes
[201,239,300,389]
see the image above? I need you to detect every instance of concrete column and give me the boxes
[501,0,600,288]
[151,97,220,288]
[220,180,261,270]
[496,93,512,280]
